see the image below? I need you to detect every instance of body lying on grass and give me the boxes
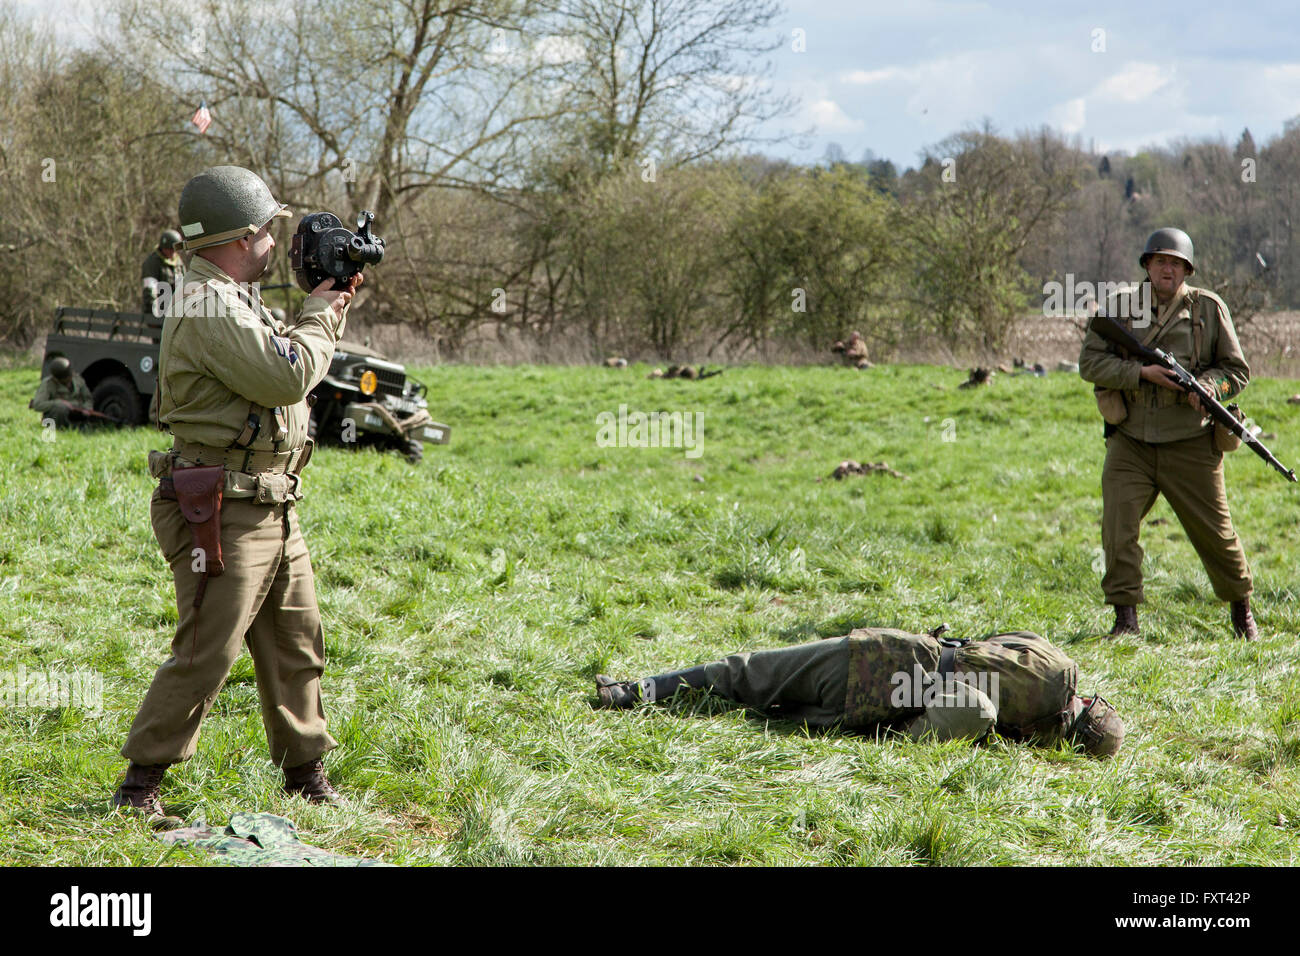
[594,627,1124,757]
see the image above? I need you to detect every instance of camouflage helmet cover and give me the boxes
[48,356,72,380]
[178,166,290,252]
[159,229,182,250]
[1069,695,1125,757]
[1140,227,1195,275]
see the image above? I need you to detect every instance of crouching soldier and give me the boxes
[594,627,1124,756]
[30,357,102,429]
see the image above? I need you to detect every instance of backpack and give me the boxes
[953,632,1077,737]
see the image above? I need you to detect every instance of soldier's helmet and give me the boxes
[177,166,290,252]
[270,308,287,324]
[1140,227,1195,275]
[48,356,72,381]
[159,229,182,250]
[1068,695,1125,757]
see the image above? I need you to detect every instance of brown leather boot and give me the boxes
[112,763,182,829]
[283,759,341,804]
[1231,598,1258,641]
[1108,605,1139,636]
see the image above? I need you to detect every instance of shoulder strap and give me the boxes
[1139,286,1191,347]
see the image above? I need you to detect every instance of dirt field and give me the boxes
[1006,311,1300,379]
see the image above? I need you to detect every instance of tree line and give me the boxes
[2,1,1298,361]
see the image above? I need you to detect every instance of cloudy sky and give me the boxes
[16,0,1300,171]
[761,0,1300,168]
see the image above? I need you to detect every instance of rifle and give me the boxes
[66,405,126,427]
[1089,313,1296,482]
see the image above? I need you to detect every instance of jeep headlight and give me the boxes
[359,370,378,396]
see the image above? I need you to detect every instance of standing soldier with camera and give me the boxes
[1079,228,1256,640]
[112,166,359,825]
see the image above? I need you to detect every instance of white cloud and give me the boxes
[1049,97,1087,134]
[841,68,902,85]
[807,98,864,133]
[1093,63,1173,103]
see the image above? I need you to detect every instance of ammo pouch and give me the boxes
[1215,403,1245,453]
[1094,386,1127,425]
[159,465,225,607]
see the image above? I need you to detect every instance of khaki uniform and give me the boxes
[121,255,346,769]
[842,337,870,368]
[142,249,182,317]
[1079,283,1252,605]
[31,373,93,427]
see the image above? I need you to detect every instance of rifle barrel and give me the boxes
[1089,315,1297,483]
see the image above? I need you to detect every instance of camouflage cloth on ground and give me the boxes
[156,812,391,867]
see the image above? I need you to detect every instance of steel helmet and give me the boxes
[1069,695,1125,757]
[48,356,72,380]
[159,229,182,250]
[178,166,290,252]
[1140,227,1195,275]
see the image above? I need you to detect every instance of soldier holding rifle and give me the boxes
[1079,228,1271,641]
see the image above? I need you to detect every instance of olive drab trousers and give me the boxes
[696,638,995,740]
[1101,430,1252,606]
[701,638,851,727]
[121,492,337,769]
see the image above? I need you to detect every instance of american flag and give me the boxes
[191,101,211,135]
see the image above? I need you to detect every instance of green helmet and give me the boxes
[48,356,72,380]
[159,229,182,250]
[177,165,290,252]
[1140,227,1195,275]
[1069,695,1125,757]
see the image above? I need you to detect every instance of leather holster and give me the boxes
[160,465,226,584]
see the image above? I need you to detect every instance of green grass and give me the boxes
[1,361,1299,865]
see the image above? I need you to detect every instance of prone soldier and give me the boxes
[595,627,1124,756]
[112,166,357,825]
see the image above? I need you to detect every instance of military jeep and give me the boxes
[39,307,449,463]
[308,340,450,463]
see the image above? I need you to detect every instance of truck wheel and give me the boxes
[405,438,423,464]
[92,376,145,425]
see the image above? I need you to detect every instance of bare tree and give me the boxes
[533,0,792,175]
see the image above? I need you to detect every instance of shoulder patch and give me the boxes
[270,335,300,366]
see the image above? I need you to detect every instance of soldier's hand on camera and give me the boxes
[311,271,363,317]
[1140,364,1182,391]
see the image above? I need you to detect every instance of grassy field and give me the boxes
[1,361,1298,866]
